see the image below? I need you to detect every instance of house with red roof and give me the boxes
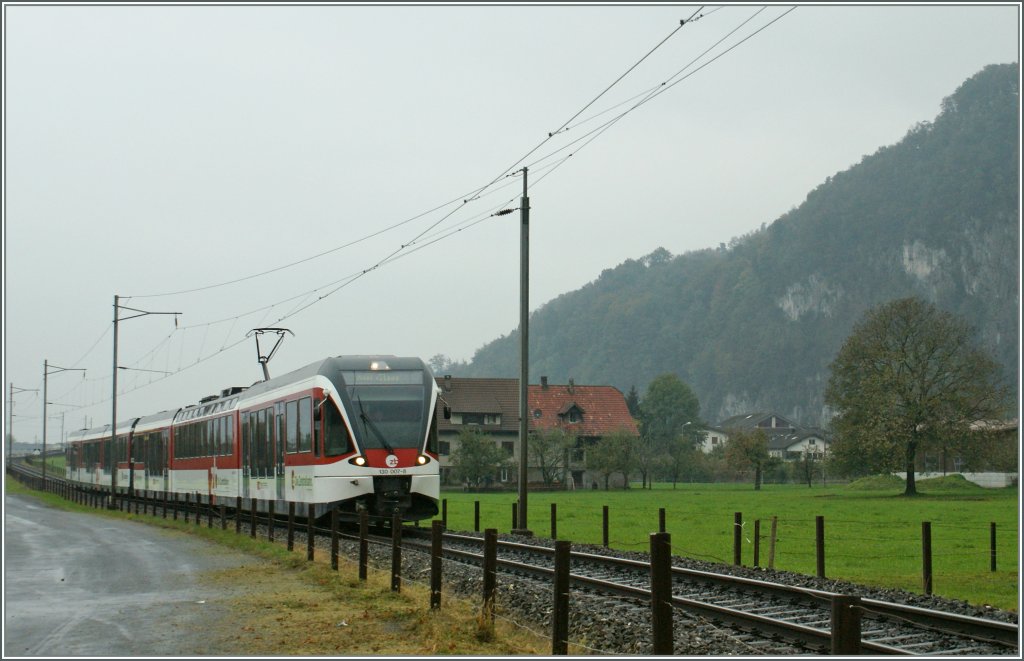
[435,375,639,488]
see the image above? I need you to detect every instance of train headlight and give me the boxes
[353,456,366,466]
[417,454,428,465]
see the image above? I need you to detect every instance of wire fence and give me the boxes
[9,467,1018,656]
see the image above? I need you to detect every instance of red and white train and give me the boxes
[65,355,442,522]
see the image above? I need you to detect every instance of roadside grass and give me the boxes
[439,478,1019,612]
[4,478,556,656]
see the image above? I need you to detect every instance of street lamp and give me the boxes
[43,361,85,486]
[111,295,181,504]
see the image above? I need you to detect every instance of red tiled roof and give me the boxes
[529,383,639,437]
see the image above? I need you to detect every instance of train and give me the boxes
[65,355,443,522]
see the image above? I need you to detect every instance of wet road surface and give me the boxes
[4,492,265,656]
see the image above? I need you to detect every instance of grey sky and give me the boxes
[3,3,1020,445]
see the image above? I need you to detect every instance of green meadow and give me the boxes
[436,476,1019,612]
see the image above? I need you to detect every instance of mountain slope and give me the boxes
[457,63,1020,426]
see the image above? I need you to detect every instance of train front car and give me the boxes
[321,356,440,522]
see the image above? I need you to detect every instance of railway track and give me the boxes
[10,462,1020,655]
[396,528,1018,655]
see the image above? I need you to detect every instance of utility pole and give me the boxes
[111,295,181,503]
[514,167,532,536]
[43,361,85,486]
[8,384,39,461]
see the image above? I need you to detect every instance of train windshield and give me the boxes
[343,370,425,450]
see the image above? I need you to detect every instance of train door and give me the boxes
[161,429,170,492]
[275,402,285,499]
[241,412,251,499]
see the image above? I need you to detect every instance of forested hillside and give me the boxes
[455,63,1020,426]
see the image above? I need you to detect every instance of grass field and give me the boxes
[437,476,1019,612]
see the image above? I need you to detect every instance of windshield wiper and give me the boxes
[357,396,394,453]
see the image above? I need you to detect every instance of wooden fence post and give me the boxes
[551,503,557,540]
[659,507,666,534]
[603,505,609,548]
[474,500,480,532]
[990,522,997,572]
[830,595,862,655]
[552,540,571,655]
[483,528,497,623]
[650,532,673,655]
[306,504,315,561]
[733,512,742,566]
[250,498,257,538]
[287,502,295,551]
[331,509,339,571]
[922,521,933,595]
[431,520,443,610]
[768,516,778,569]
[391,513,402,592]
[816,515,826,578]
[442,498,448,529]
[753,519,761,568]
[359,510,369,581]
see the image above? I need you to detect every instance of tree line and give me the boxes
[447,297,1013,496]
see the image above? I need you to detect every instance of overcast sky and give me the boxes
[3,3,1020,445]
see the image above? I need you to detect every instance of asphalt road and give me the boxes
[3,492,264,657]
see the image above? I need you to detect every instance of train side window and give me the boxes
[256,409,267,478]
[264,407,275,476]
[299,397,312,454]
[285,400,298,453]
[225,416,234,456]
[313,400,322,453]
[323,400,353,457]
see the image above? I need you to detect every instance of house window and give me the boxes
[568,410,582,423]
[500,467,510,482]
[711,436,720,445]
[809,438,816,445]
[484,414,501,425]
[439,441,450,456]
[502,441,514,457]
[463,413,483,425]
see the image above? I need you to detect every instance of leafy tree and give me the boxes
[529,428,574,487]
[724,428,772,490]
[638,374,702,488]
[624,386,641,418]
[824,297,1010,496]
[449,428,509,487]
[663,436,700,489]
[428,354,453,375]
[585,430,635,490]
